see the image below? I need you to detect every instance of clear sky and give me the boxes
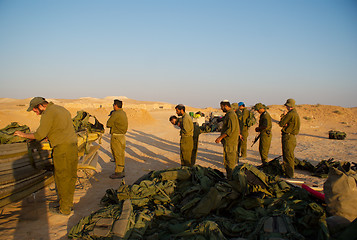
[0,0,356,108]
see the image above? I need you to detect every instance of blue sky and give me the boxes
[0,0,356,108]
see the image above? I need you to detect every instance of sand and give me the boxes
[0,97,356,239]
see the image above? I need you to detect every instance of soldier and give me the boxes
[169,115,200,166]
[253,103,272,165]
[215,100,240,179]
[14,97,78,215]
[236,102,250,160]
[107,99,128,179]
[175,104,194,167]
[278,98,300,178]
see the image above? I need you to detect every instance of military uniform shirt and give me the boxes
[34,102,77,147]
[180,113,193,137]
[279,108,300,135]
[221,109,240,140]
[106,109,128,134]
[237,108,250,132]
[258,111,272,134]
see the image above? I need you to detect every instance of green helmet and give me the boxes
[253,103,264,111]
[284,98,296,108]
[231,102,239,110]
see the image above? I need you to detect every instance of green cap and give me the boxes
[27,97,46,111]
[284,98,296,108]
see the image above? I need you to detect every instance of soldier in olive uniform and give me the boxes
[215,101,240,179]
[169,115,200,166]
[15,97,78,215]
[236,102,250,160]
[107,99,128,179]
[253,103,272,165]
[175,104,194,167]
[278,99,300,178]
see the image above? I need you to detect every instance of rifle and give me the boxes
[251,133,261,147]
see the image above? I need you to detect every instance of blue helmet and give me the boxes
[238,102,245,107]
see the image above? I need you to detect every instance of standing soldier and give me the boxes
[236,102,250,160]
[14,97,78,215]
[169,115,200,166]
[215,100,240,179]
[278,98,300,178]
[107,99,128,179]
[175,104,194,167]
[253,103,272,165]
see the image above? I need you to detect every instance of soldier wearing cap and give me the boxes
[253,103,272,165]
[278,98,300,178]
[175,104,194,167]
[107,99,128,179]
[215,100,239,179]
[236,102,250,160]
[14,97,78,215]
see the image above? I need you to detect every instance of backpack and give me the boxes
[246,110,257,127]
[323,166,357,222]
[328,130,346,140]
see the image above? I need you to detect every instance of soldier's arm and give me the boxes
[34,114,53,141]
[278,112,292,127]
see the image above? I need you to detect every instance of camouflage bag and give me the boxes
[246,110,257,127]
[324,166,357,222]
[328,130,346,140]
[72,110,104,133]
[0,122,30,144]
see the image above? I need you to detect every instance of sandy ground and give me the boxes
[0,97,356,239]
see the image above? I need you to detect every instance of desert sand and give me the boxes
[0,97,356,240]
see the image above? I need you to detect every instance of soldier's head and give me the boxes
[238,102,245,110]
[175,104,185,116]
[253,103,266,114]
[231,103,239,111]
[27,97,48,115]
[220,100,231,113]
[113,99,123,110]
[169,115,178,125]
[284,98,295,110]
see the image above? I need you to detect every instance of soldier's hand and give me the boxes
[14,131,23,137]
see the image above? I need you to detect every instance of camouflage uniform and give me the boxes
[34,102,78,215]
[279,108,300,178]
[221,109,240,179]
[107,109,128,174]
[236,107,250,159]
[257,111,272,164]
[180,113,194,167]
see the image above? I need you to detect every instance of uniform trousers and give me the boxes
[282,133,296,178]
[111,133,126,173]
[52,142,78,214]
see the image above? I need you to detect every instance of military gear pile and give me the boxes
[328,130,346,140]
[0,122,30,144]
[69,165,332,240]
[259,156,357,179]
[72,110,104,133]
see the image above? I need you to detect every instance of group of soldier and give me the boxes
[14,96,299,216]
[170,98,300,180]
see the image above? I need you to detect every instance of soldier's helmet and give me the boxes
[231,103,238,110]
[253,103,264,111]
[284,98,296,108]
